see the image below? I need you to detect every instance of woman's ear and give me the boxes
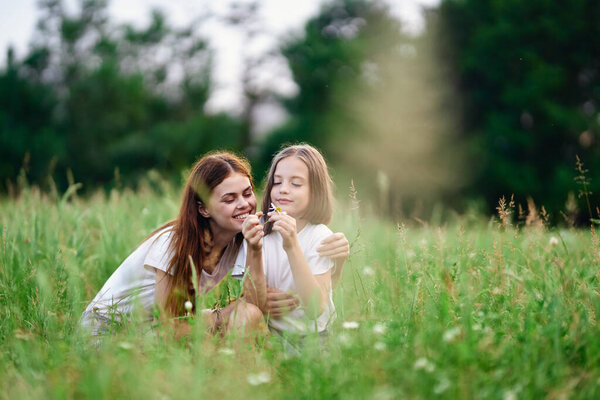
[197,201,210,218]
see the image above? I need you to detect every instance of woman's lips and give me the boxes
[277,199,292,204]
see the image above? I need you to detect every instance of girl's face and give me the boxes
[205,172,257,235]
[270,156,310,221]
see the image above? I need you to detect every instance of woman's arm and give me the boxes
[317,232,349,288]
[154,269,171,311]
[154,269,192,338]
[240,213,267,313]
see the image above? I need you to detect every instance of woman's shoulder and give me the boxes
[143,226,176,266]
[146,226,175,247]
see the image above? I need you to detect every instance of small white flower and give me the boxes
[443,327,461,343]
[338,332,352,347]
[363,266,375,276]
[373,323,386,335]
[142,208,149,215]
[413,357,435,373]
[374,342,386,351]
[434,378,451,394]
[549,236,559,247]
[118,341,133,350]
[184,301,193,312]
[343,321,360,329]
[247,371,271,386]
[503,390,517,400]
[218,347,235,356]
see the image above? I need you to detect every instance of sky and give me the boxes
[0,0,440,118]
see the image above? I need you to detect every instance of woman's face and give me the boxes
[205,172,257,235]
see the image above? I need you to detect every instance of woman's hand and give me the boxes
[242,211,264,251]
[268,212,299,251]
[317,232,349,260]
[266,287,300,318]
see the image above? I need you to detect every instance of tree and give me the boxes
[0,0,243,192]
[439,0,600,221]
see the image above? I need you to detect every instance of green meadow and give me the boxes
[1,180,599,399]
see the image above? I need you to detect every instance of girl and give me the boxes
[81,151,347,337]
[239,144,340,334]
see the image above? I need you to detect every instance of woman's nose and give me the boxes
[237,197,249,208]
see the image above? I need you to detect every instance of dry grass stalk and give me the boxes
[496,195,515,228]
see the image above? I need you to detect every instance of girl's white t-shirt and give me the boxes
[232,222,335,334]
[81,228,238,331]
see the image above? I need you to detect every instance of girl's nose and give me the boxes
[279,182,289,193]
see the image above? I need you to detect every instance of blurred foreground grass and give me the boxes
[1,181,600,399]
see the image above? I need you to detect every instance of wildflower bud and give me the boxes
[549,236,559,247]
[184,300,193,312]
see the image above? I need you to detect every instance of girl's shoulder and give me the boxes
[300,222,333,243]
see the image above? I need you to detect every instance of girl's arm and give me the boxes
[241,213,267,313]
[269,213,329,318]
[265,231,348,317]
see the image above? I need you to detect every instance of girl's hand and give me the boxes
[268,212,298,251]
[242,211,264,251]
[266,287,300,318]
[317,232,349,260]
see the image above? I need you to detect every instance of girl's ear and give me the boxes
[197,201,210,218]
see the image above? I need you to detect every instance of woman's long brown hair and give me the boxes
[152,152,253,316]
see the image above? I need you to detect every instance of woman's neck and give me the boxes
[209,222,236,251]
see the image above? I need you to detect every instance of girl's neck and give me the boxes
[294,218,308,233]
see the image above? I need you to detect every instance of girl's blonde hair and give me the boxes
[262,144,333,234]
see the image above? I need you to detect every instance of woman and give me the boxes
[81,151,347,337]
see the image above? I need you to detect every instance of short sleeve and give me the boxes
[143,229,175,275]
[303,225,334,276]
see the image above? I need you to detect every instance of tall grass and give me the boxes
[1,180,599,399]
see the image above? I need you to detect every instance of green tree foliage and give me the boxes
[0,48,63,192]
[0,0,242,192]
[439,0,600,220]
[258,0,403,175]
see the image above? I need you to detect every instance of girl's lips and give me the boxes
[277,199,292,204]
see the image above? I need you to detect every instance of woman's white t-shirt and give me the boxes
[232,222,335,334]
[81,228,239,332]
